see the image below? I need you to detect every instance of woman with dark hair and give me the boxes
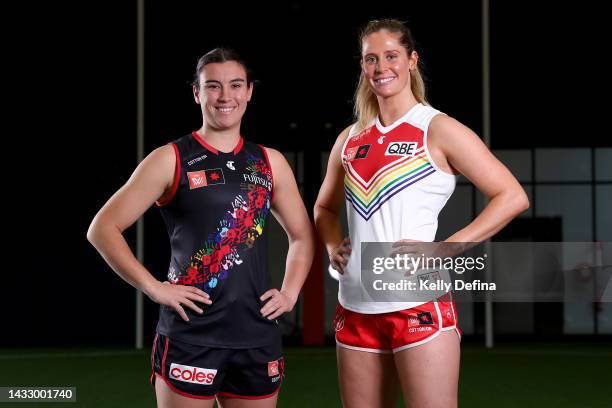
[314,20,529,407]
[88,48,315,407]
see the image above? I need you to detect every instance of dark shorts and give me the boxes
[150,332,284,400]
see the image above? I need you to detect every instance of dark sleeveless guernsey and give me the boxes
[155,131,279,348]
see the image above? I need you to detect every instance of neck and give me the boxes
[197,123,241,153]
[377,89,419,127]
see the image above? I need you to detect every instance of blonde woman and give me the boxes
[314,19,528,407]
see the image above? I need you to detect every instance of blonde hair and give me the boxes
[354,19,428,132]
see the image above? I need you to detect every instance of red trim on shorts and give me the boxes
[218,386,281,400]
[161,337,169,378]
[156,143,181,207]
[155,373,216,400]
[391,331,442,353]
[258,144,275,205]
[335,341,392,354]
[149,333,159,385]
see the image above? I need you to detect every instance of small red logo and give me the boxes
[268,360,279,377]
[188,171,207,189]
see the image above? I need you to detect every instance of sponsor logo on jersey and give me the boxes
[385,141,417,157]
[187,169,225,189]
[345,144,371,161]
[187,154,208,166]
[169,363,217,385]
[243,173,272,190]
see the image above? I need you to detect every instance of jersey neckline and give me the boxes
[191,131,244,155]
[375,103,422,134]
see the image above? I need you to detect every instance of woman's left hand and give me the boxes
[260,289,296,320]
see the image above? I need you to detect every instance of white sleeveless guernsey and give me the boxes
[340,103,457,313]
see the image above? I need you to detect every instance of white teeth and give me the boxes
[375,77,395,85]
[217,107,235,113]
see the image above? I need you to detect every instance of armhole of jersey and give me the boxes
[339,124,357,164]
[422,112,457,178]
[258,144,275,205]
[155,143,181,207]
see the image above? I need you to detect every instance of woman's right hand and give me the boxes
[329,237,352,274]
[147,281,212,322]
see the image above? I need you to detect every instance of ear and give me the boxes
[246,82,254,102]
[193,85,201,104]
[409,51,419,71]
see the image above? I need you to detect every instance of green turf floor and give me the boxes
[0,344,610,407]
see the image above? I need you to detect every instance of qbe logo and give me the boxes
[169,363,217,385]
[385,142,417,157]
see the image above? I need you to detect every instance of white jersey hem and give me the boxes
[338,295,427,314]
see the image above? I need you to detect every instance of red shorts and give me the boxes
[333,295,461,353]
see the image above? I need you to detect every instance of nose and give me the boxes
[218,85,229,102]
[375,59,387,73]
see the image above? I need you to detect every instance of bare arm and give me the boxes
[86,145,210,321]
[429,115,530,244]
[259,148,316,320]
[313,125,352,273]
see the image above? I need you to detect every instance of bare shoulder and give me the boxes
[429,114,483,149]
[260,146,289,169]
[429,114,470,138]
[329,123,355,156]
[337,124,354,144]
[140,144,176,172]
[128,143,177,190]
[148,143,176,163]
[427,114,484,175]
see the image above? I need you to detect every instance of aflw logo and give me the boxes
[385,142,417,157]
[187,171,207,189]
[192,175,205,185]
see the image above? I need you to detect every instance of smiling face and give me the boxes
[193,61,253,131]
[361,29,418,99]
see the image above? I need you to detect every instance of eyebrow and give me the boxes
[364,50,401,56]
[204,78,246,84]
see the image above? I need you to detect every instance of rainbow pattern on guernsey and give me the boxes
[344,146,435,220]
